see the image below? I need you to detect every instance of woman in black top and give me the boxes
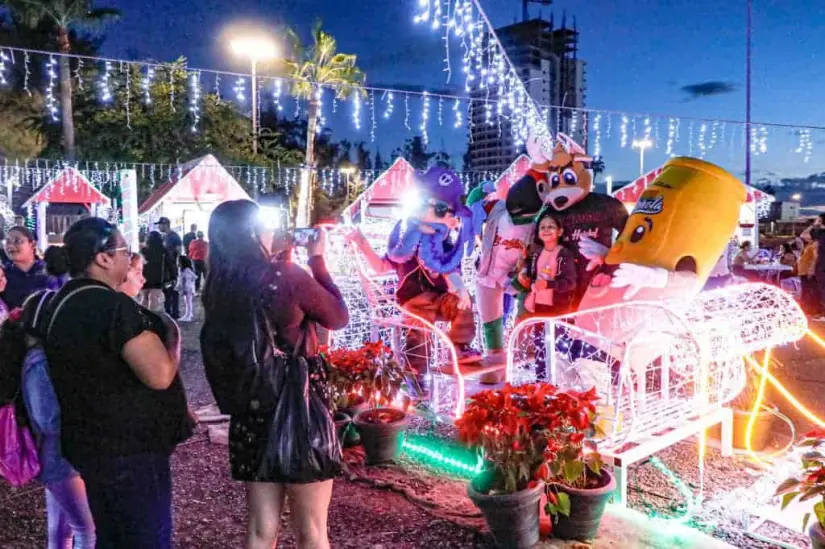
[201,200,348,549]
[45,218,191,549]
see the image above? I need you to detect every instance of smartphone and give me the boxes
[292,228,318,247]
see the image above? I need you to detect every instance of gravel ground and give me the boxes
[1,308,822,548]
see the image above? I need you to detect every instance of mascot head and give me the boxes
[410,166,470,230]
[506,132,594,218]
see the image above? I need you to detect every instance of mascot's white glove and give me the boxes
[578,236,610,272]
[610,263,670,300]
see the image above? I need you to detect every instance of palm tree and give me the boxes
[2,0,120,159]
[282,20,365,226]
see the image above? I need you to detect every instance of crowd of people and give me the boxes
[0,203,345,549]
[3,184,825,549]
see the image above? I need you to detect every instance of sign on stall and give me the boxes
[119,170,139,252]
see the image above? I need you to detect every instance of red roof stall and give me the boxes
[138,155,250,237]
[612,165,775,242]
[341,157,416,223]
[23,167,112,249]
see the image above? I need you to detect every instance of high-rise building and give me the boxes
[467,17,586,173]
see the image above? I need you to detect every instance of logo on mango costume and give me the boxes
[493,235,526,251]
[633,195,664,216]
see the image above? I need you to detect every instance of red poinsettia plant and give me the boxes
[775,429,825,532]
[322,341,413,411]
[456,382,603,504]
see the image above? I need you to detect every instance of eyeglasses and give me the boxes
[104,245,131,256]
[427,200,455,219]
[5,237,30,246]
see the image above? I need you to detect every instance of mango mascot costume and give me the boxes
[574,157,747,374]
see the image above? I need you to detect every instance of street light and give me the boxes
[632,138,653,175]
[229,36,278,158]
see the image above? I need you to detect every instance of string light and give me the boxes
[593,113,602,157]
[383,91,394,119]
[44,56,58,121]
[431,0,442,30]
[213,73,221,101]
[404,93,411,131]
[643,116,651,139]
[0,49,9,85]
[370,90,377,142]
[709,120,719,150]
[189,71,201,133]
[688,121,694,156]
[168,68,175,111]
[99,60,112,102]
[124,63,131,129]
[437,97,443,126]
[413,0,431,23]
[666,118,676,157]
[234,77,246,103]
[606,113,612,139]
[74,58,83,90]
[315,86,325,134]
[795,129,812,163]
[352,91,361,130]
[142,66,154,105]
[697,123,707,158]
[453,98,463,128]
[272,78,282,112]
[420,91,430,144]
[23,51,31,95]
[620,115,629,148]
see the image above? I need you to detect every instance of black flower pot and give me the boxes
[551,468,616,541]
[467,476,543,549]
[353,408,409,465]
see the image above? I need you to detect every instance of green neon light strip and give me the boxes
[401,436,485,476]
[648,456,697,524]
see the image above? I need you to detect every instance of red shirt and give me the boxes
[188,239,208,261]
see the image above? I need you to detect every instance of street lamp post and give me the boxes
[631,138,653,176]
[230,36,278,160]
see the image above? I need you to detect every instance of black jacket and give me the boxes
[142,246,177,289]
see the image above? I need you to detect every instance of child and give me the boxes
[511,210,577,379]
[512,210,577,319]
[0,293,96,548]
[177,256,197,322]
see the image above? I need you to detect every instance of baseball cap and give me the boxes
[415,166,470,216]
[154,217,171,226]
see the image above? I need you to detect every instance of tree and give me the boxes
[0,89,46,159]
[373,148,387,171]
[392,136,452,171]
[282,20,365,226]
[2,0,119,159]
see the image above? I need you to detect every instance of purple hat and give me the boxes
[415,166,470,216]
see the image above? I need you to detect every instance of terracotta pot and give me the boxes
[551,469,616,541]
[353,408,409,465]
[811,521,825,549]
[340,397,369,447]
[708,405,777,451]
[467,476,543,549]
[334,412,351,444]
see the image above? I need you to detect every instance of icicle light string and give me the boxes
[0,45,820,133]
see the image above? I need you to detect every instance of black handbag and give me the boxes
[256,317,342,483]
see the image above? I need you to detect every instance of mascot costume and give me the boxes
[469,132,628,371]
[572,157,747,381]
[382,166,481,382]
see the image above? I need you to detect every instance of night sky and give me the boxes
[100,0,825,183]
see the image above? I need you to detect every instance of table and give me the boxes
[745,263,793,284]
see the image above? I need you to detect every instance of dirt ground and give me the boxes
[1,314,823,548]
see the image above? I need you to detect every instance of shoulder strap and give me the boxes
[46,284,111,337]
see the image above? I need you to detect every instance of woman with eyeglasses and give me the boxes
[1,226,50,309]
[201,199,348,549]
[43,218,192,549]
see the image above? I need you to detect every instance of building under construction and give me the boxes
[467,15,587,173]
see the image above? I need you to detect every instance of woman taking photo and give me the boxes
[201,200,348,549]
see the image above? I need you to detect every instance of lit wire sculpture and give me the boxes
[505,283,807,451]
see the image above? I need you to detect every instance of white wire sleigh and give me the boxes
[505,283,807,452]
